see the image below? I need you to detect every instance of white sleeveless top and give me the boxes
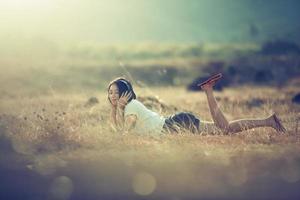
[124,99,165,135]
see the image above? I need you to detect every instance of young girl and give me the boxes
[107,74,286,135]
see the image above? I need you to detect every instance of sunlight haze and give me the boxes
[1,0,300,45]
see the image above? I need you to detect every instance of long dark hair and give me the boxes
[107,77,136,104]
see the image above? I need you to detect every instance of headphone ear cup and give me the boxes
[120,79,131,91]
[127,84,131,91]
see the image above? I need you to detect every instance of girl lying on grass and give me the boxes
[108,74,286,135]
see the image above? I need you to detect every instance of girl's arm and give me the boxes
[109,102,127,132]
[124,114,137,133]
[116,92,135,133]
[114,104,137,133]
[109,104,126,132]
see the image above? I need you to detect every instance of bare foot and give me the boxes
[269,113,286,133]
[201,82,215,91]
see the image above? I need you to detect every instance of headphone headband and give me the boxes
[119,79,131,90]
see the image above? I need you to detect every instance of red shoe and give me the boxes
[197,73,223,88]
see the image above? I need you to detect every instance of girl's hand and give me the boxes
[118,91,132,109]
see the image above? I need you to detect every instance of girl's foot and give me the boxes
[270,113,286,133]
[197,73,223,90]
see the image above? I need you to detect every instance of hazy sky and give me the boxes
[1,0,300,44]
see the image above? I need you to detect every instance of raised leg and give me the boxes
[200,75,286,134]
[204,87,230,132]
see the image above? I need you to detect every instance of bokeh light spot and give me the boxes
[132,172,156,196]
[227,168,248,186]
[11,137,35,155]
[280,160,300,183]
[50,176,73,200]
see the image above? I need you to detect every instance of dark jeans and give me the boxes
[163,112,200,133]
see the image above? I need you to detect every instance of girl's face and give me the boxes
[108,83,119,106]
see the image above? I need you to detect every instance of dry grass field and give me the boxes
[1,82,300,200]
[1,42,300,199]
